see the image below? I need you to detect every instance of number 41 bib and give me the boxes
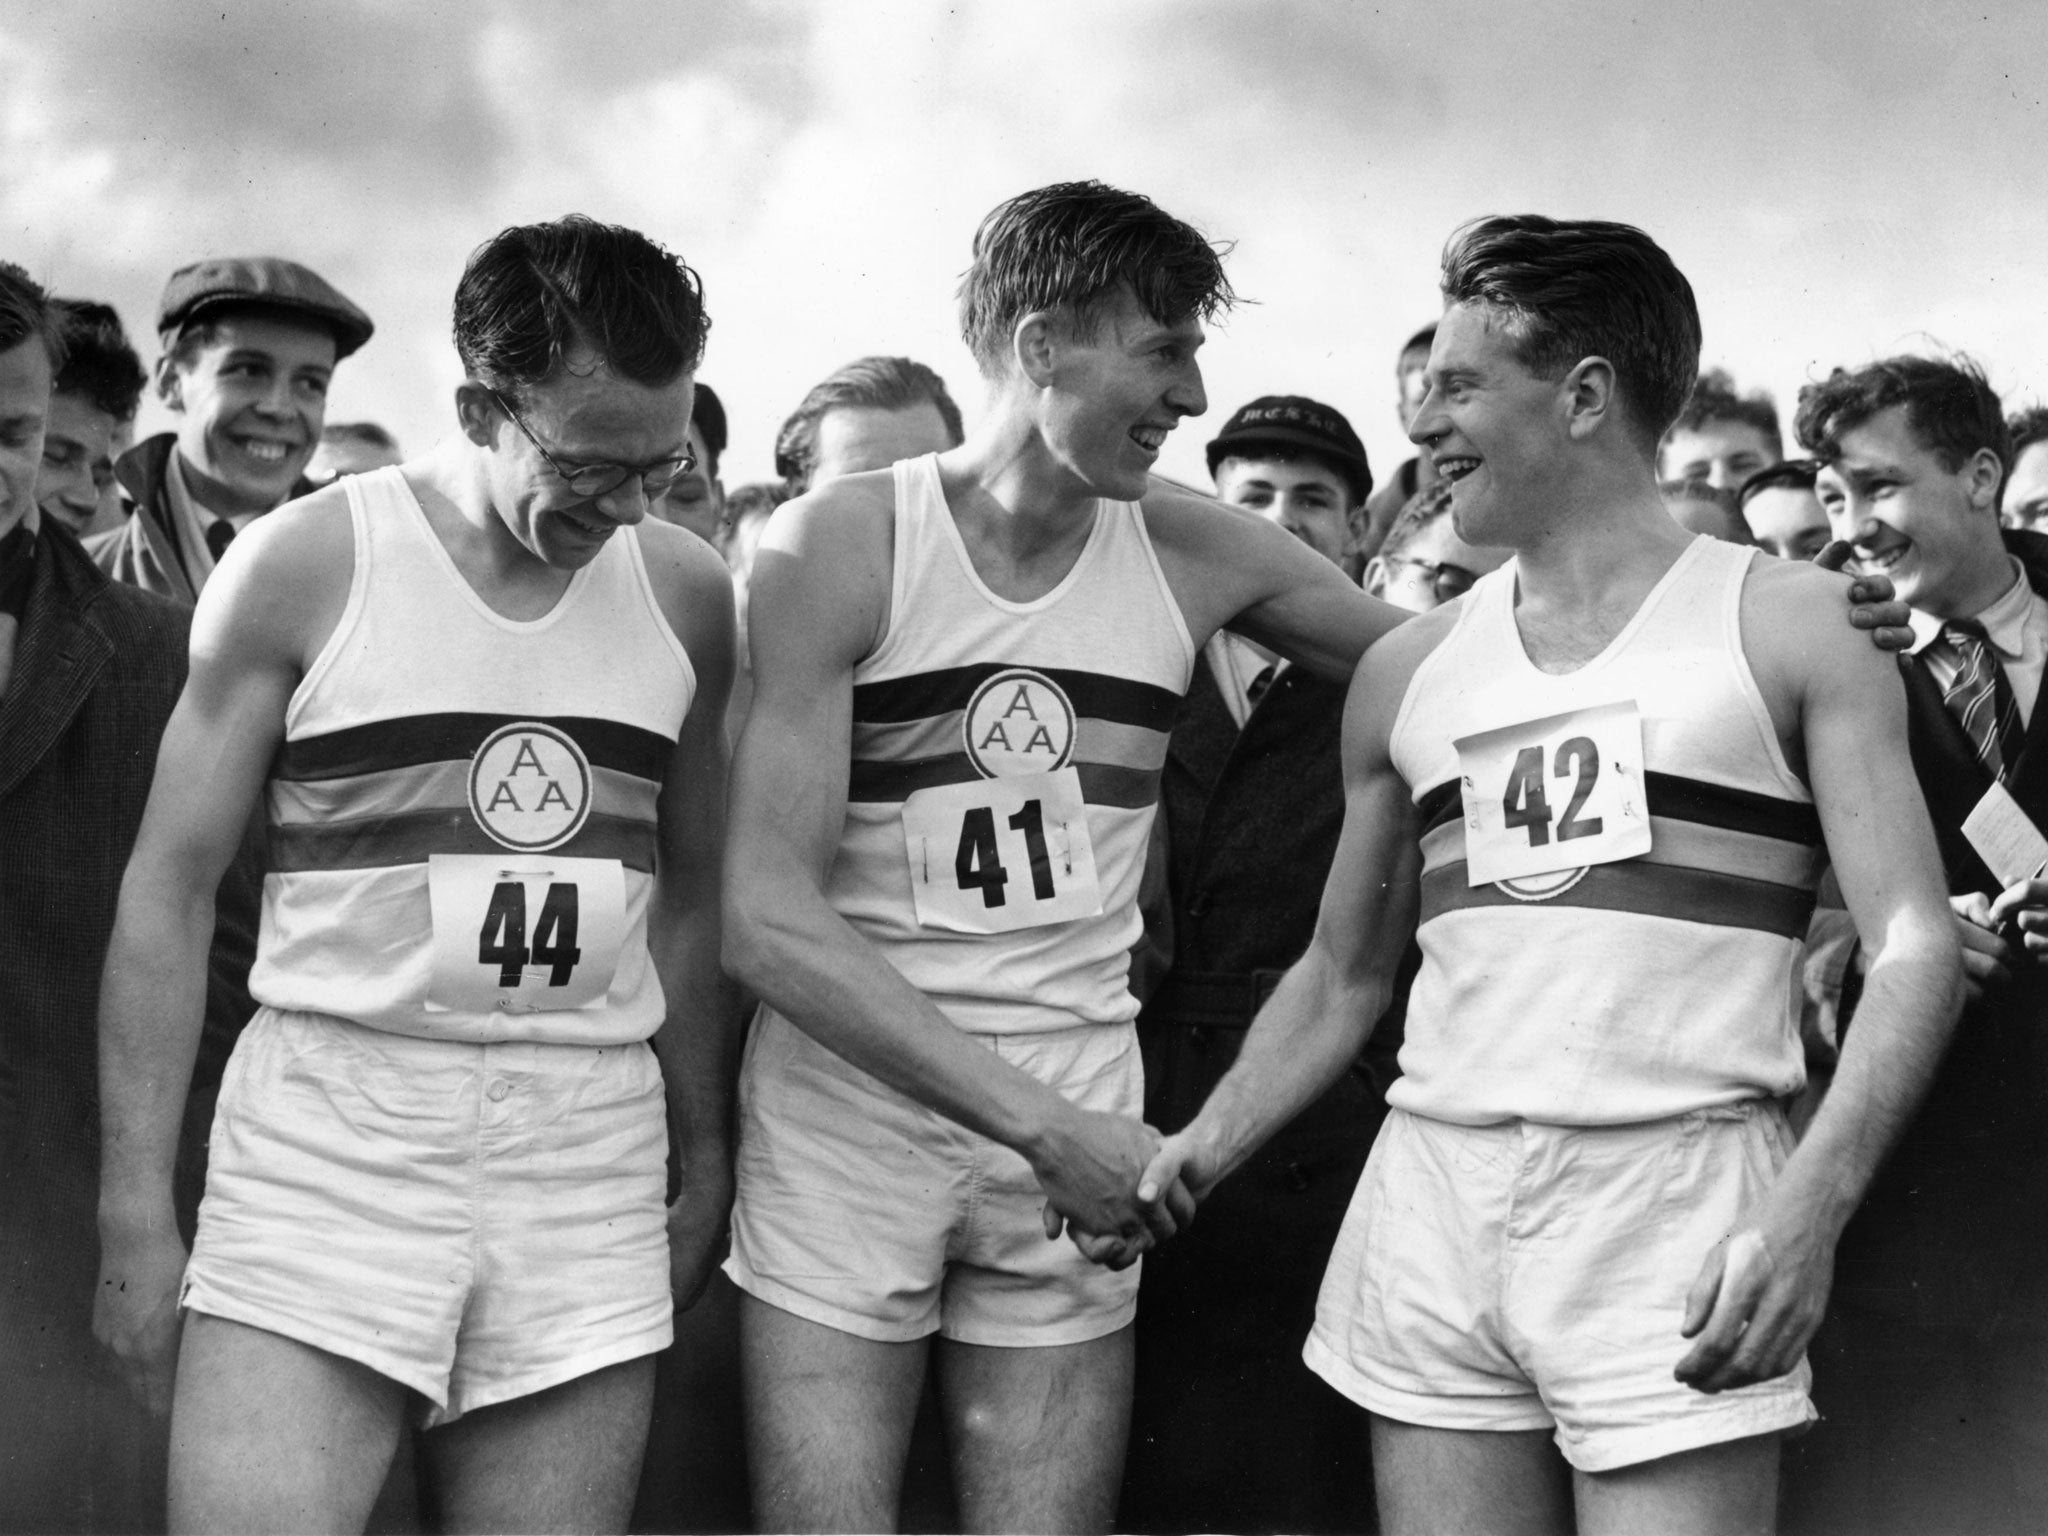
[1454,699,1651,889]
[900,767,1105,934]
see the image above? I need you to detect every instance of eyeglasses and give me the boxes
[487,388,695,498]
[1382,553,1480,603]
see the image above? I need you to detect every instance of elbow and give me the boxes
[721,880,782,996]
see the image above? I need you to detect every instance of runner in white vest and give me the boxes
[722,181,1410,1535]
[1133,215,1961,1535]
[93,216,736,1533]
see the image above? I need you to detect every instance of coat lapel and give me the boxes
[0,536,115,801]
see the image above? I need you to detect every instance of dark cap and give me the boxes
[157,256,374,359]
[1206,395,1371,504]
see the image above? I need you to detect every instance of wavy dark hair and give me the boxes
[454,214,708,399]
[1439,215,1701,452]
[0,262,66,371]
[1795,355,2008,475]
[1670,368,1780,445]
[773,355,963,493]
[52,299,146,419]
[957,181,1235,377]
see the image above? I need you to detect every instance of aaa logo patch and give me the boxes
[962,669,1076,778]
[467,723,593,851]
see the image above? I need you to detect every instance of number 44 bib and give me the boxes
[426,854,627,1012]
[901,768,1105,934]
[1454,699,1651,890]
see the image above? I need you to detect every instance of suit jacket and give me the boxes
[86,433,316,603]
[0,521,259,1344]
[1834,527,2048,1332]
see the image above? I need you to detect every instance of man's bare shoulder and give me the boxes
[1351,595,1458,714]
[1741,554,1888,675]
[189,481,356,668]
[633,517,736,662]
[748,473,895,667]
[1136,474,1249,545]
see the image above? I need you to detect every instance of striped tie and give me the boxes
[1943,618,2024,783]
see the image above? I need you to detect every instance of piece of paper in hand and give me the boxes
[1962,781,2048,889]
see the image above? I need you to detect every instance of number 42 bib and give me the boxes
[1454,699,1651,890]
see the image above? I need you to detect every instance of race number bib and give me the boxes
[1455,700,1651,889]
[426,854,627,1013]
[900,767,1104,934]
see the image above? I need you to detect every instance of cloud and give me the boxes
[6,0,2048,485]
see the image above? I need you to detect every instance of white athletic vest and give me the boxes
[249,467,695,1044]
[807,453,1194,1034]
[1388,536,1820,1125]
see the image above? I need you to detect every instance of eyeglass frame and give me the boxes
[485,387,696,499]
[1380,552,1481,603]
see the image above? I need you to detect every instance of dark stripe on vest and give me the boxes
[275,713,675,783]
[853,665,1182,732]
[268,809,658,873]
[1417,859,1816,939]
[848,756,1159,810]
[1414,771,1821,845]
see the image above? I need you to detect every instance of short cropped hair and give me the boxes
[1794,355,2008,475]
[1439,215,1701,450]
[51,299,145,419]
[0,262,66,371]
[2006,406,2048,465]
[690,382,727,479]
[1736,457,1819,509]
[1399,322,1437,362]
[1670,368,1780,446]
[1378,478,1453,561]
[454,214,709,399]
[957,181,1236,378]
[774,355,964,492]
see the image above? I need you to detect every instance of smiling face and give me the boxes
[162,312,337,517]
[1407,302,1571,548]
[37,390,123,535]
[1039,286,1208,502]
[1815,403,2009,618]
[811,401,956,487]
[1742,484,1831,562]
[474,362,696,571]
[1658,418,1780,492]
[1214,455,1355,567]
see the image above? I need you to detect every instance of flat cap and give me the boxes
[1206,394,1372,505]
[157,256,374,359]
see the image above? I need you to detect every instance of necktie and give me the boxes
[1942,618,2024,783]
[205,519,236,562]
[1246,664,1276,709]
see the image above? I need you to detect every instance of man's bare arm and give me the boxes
[639,525,744,1311]
[1677,563,1961,1392]
[723,490,1177,1244]
[1135,613,1440,1207]
[1141,481,1408,683]
[93,502,346,1413]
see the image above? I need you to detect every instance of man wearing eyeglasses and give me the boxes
[93,215,737,1533]
[1364,477,1510,617]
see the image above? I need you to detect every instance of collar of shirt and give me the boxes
[1906,557,2034,659]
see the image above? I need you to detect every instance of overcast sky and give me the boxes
[6,0,2046,490]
